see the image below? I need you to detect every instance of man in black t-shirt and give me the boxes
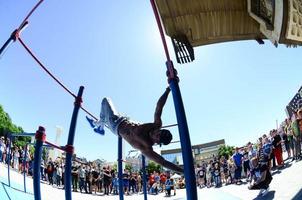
[91,168,99,194]
[103,166,111,195]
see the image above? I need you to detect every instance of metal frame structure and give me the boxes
[1,1,196,200]
[150,0,198,199]
[118,137,148,200]
[6,132,35,191]
[33,86,84,200]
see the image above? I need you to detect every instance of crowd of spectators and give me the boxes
[194,108,302,196]
[0,108,302,197]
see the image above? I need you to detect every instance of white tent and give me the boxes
[171,173,181,179]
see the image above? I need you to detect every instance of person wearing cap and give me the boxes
[86,87,183,173]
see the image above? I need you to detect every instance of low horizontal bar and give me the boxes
[27,143,52,148]
[10,133,35,137]
[44,141,66,152]
[161,123,178,129]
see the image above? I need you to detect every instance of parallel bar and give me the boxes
[118,136,124,200]
[168,61,197,200]
[64,86,84,200]
[142,155,148,200]
[11,133,35,137]
[161,123,178,129]
[7,135,12,187]
[44,140,66,152]
[23,144,28,193]
[27,142,51,147]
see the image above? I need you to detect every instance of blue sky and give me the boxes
[0,0,301,162]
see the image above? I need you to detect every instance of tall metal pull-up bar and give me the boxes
[117,137,148,200]
[150,0,198,199]
[33,86,84,200]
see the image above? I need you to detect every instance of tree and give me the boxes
[146,161,162,174]
[125,163,133,172]
[0,104,30,147]
[112,163,117,172]
[218,145,234,159]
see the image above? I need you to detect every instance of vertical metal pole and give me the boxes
[23,144,28,193]
[150,0,197,198]
[142,155,148,200]
[0,37,14,58]
[7,135,12,187]
[64,86,84,200]
[33,126,46,200]
[118,136,124,200]
[0,22,28,59]
[167,61,197,200]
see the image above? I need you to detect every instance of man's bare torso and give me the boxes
[118,120,158,151]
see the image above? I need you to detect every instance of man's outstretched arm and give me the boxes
[142,149,183,174]
[154,87,171,127]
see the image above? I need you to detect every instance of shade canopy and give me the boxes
[155,0,264,47]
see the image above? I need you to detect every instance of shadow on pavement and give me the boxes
[281,162,292,169]
[253,190,275,200]
[1,182,11,200]
[271,170,281,176]
[1,182,32,194]
[292,188,302,200]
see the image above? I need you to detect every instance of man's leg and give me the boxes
[86,98,121,135]
[101,98,119,127]
[100,98,126,134]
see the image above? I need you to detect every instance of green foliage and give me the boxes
[125,163,133,172]
[146,161,162,174]
[112,163,117,172]
[29,146,35,158]
[0,105,18,136]
[218,145,234,160]
[0,104,30,148]
[42,148,49,161]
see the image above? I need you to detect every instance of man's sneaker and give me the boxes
[86,116,96,128]
[94,126,105,135]
[86,116,105,135]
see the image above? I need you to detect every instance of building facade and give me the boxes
[161,139,225,167]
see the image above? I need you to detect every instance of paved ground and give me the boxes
[1,158,302,200]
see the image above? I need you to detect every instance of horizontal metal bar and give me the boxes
[10,133,35,137]
[44,141,66,152]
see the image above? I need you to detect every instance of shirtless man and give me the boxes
[87,87,183,173]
